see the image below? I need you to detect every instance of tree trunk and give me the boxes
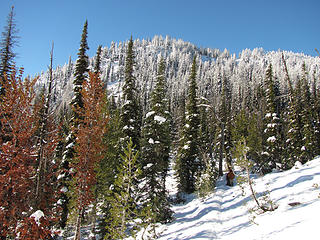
[219,123,225,176]
[74,206,82,240]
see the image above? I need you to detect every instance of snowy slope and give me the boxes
[157,157,320,240]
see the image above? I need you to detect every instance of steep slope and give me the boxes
[157,157,320,239]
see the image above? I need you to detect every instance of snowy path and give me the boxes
[158,175,249,240]
[158,157,320,239]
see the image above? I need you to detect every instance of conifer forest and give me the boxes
[0,8,320,240]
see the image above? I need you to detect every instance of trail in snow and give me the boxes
[158,157,320,240]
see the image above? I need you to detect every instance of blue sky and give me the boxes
[1,0,319,76]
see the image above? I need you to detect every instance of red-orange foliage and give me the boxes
[72,72,108,239]
[16,212,53,240]
[0,69,59,239]
[0,70,38,237]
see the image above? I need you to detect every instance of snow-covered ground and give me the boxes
[156,156,320,239]
[68,157,320,239]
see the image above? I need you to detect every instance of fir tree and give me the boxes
[311,72,320,156]
[140,57,172,223]
[94,45,102,74]
[263,64,283,170]
[0,6,19,87]
[104,139,141,239]
[217,75,232,176]
[120,36,142,150]
[285,75,304,168]
[60,20,89,230]
[300,63,317,162]
[177,56,200,194]
[71,20,89,116]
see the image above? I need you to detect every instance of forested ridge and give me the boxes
[1,13,320,239]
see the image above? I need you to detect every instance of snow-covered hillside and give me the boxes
[156,157,320,239]
[36,35,320,114]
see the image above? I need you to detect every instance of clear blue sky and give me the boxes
[1,0,319,76]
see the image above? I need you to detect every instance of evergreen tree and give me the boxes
[55,107,71,230]
[104,139,141,239]
[263,64,283,170]
[71,20,89,116]
[61,20,89,229]
[140,57,172,223]
[300,63,317,162]
[0,6,19,87]
[311,72,320,156]
[98,99,121,236]
[177,56,200,194]
[284,75,304,168]
[120,36,142,150]
[216,75,232,176]
[94,45,102,74]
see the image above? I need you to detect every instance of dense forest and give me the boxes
[1,10,320,240]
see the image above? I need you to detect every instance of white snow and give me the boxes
[30,210,44,226]
[146,111,155,118]
[183,145,190,150]
[155,156,320,240]
[154,115,166,124]
[61,186,68,193]
[267,123,276,128]
[267,136,276,142]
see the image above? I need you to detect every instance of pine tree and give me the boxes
[55,107,71,230]
[177,56,200,194]
[120,36,142,151]
[285,75,304,168]
[60,20,90,228]
[98,100,121,236]
[217,75,232,176]
[0,6,19,87]
[300,63,317,162]
[72,72,108,240]
[94,45,102,74]
[104,139,141,239]
[140,57,172,223]
[71,20,89,117]
[311,72,320,156]
[263,64,283,170]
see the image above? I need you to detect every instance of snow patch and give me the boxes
[146,111,155,118]
[30,210,44,226]
[154,115,166,124]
